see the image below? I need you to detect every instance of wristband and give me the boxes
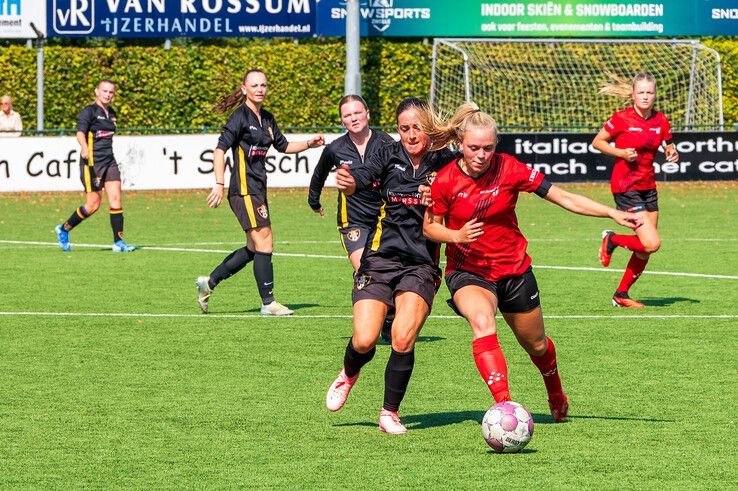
[215,182,224,186]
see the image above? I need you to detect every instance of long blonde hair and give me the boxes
[599,72,657,101]
[418,102,498,151]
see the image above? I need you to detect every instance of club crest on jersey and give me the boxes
[257,204,269,219]
[649,127,662,134]
[93,177,102,187]
[426,172,437,185]
[346,228,361,242]
[355,275,372,290]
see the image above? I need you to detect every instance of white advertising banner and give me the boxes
[1,0,46,38]
[0,133,353,192]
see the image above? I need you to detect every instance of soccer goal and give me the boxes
[430,38,724,131]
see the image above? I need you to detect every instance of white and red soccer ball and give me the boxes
[482,401,534,453]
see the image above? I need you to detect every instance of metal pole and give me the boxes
[30,23,45,131]
[344,0,361,96]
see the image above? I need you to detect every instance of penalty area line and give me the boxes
[0,311,737,320]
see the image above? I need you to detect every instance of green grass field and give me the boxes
[1,183,736,488]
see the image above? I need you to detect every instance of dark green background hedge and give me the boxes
[0,39,734,131]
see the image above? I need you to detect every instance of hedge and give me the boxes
[0,38,735,131]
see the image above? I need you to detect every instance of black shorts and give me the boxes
[79,160,120,193]
[352,255,441,309]
[613,189,658,212]
[445,267,541,314]
[229,194,271,231]
[339,225,371,256]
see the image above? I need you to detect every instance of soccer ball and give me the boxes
[481,401,534,453]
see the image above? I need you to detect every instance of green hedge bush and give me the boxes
[0,39,735,131]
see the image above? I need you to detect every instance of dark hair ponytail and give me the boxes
[214,69,266,113]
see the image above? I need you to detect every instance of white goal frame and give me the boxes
[430,38,724,131]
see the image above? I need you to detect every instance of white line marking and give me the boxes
[0,311,736,320]
[1,240,736,280]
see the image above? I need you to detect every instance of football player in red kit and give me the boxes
[420,103,642,422]
[593,72,679,308]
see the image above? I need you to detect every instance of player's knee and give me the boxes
[85,201,101,214]
[351,334,376,353]
[469,312,496,336]
[643,239,660,254]
[522,335,547,357]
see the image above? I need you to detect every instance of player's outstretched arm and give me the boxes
[285,134,325,154]
[544,185,643,230]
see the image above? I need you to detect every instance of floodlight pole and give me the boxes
[30,22,45,131]
[344,0,361,96]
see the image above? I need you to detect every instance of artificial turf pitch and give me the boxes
[0,183,736,488]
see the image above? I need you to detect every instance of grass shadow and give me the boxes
[340,335,446,343]
[568,414,675,423]
[640,297,701,307]
[217,303,321,314]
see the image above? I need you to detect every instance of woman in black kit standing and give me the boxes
[308,95,396,341]
[196,69,324,315]
[324,97,456,434]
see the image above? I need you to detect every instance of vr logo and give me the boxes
[53,0,94,35]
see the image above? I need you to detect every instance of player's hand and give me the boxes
[80,149,89,159]
[336,164,356,195]
[611,210,644,230]
[418,185,432,206]
[620,148,638,162]
[308,134,325,149]
[313,207,325,218]
[665,146,679,163]
[207,184,224,208]
[455,218,484,243]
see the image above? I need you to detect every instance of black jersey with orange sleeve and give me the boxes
[77,103,117,166]
[308,130,395,229]
[350,140,456,266]
[216,105,288,198]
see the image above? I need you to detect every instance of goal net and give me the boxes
[430,39,723,131]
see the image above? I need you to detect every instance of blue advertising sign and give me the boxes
[47,0,316,37]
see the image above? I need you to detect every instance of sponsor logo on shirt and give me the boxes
[529,169,539,182]
[95,130,114,138]
[388,191,422,206]
[649,127,662,134]
[456,191,469,198]
[250,145,269,157]
[249,125,259,131]
[605,120,615,130]
[339,160,353,166]
[480,186,499,196]
[628,127,643,132]
[393,164,406,172]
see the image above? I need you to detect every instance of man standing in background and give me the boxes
[0,95,22,136]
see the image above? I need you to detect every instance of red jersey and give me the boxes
[430,154,545,282]
[602,106,672,193]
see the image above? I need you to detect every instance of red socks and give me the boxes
[617,253,649,293]
[472,334,511,403]
[611,234,647,254]
[529,337,565,401]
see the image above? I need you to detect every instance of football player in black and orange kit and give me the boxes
[324,98,456,435]
[54,79,135,252]
[420,103,642,423]
[308,94,396,341]
[593,72,679,308]
[196,69,324,316]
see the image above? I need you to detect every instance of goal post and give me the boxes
[430,38,724,131]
